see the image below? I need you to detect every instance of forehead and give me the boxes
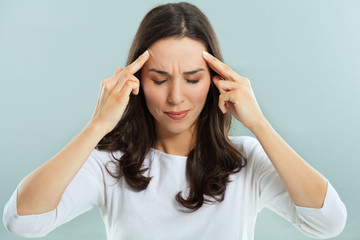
[145,37,208,71]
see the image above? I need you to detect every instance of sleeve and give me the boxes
[247,137,347,239]
[2,149,106,238]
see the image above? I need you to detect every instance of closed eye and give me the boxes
[187,79,199,84]
[153,80,166,85]
[152,79,199,85]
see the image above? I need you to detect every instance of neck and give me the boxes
[154,125,196,157]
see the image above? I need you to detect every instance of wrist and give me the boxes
[84,120,110,138]
[248,117,271,136]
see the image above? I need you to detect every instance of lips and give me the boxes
[165,110,189,120]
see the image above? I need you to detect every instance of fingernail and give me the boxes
[142,50,149,57]
[203,50,210,57]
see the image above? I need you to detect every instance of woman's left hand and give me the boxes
[202,51,266,130]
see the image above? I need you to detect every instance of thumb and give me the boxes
[212,75,225,94]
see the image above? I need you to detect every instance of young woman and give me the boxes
[3,2,346,240]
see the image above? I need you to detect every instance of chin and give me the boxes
[156,119,196,136]
[163,124,192,135]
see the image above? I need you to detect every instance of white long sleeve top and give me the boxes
[3,136,347,240]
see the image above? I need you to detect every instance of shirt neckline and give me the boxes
[149,147,188,160]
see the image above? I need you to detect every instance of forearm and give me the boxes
[249,119,328,208]
[17,121,107,216]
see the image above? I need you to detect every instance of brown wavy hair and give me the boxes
[96,2,247,212]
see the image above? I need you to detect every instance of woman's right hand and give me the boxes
[90,50,150,134]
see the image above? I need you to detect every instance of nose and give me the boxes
[167,79,185,105]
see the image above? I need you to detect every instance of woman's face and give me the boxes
[141,37,211,137]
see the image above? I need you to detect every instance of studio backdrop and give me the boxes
[1,0,359,239]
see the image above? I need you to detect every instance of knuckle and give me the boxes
[234,89,242,95]
[125,80,133,88]
[124,64,132,70]
[218,101,223,108]
[126,63,135,71]
[104,83,112,91]
[114,94,125,103]
[234,76,242,82]
[101,78,109,86]
[123,71,131,78]
[122,67,129,73]
[242,77,250,86]
[223,64,231,72]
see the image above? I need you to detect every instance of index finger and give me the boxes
[125,50,150,74]
[202,51,239,82]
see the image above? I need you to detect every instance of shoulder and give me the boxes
[228,135,261,155]
[81,148,124,179]
[89,148,123,164]
[228,135,271,170]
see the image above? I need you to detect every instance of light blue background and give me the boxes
[1,0,359,239]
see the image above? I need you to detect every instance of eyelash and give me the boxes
[153,80,199,85]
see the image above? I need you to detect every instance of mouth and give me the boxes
[165,110,189,120]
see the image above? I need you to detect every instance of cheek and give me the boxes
[142,81,163,108]
[190,81,211,106]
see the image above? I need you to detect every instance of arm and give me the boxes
[16,50,149,216]
[248,119,327,208]
[240,135,347,239]
[16,122,107,215]
[3,137,108,238]
[203,51,346,238]
[202,50,327,208]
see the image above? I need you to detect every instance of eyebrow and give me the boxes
[149,68,205,76]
